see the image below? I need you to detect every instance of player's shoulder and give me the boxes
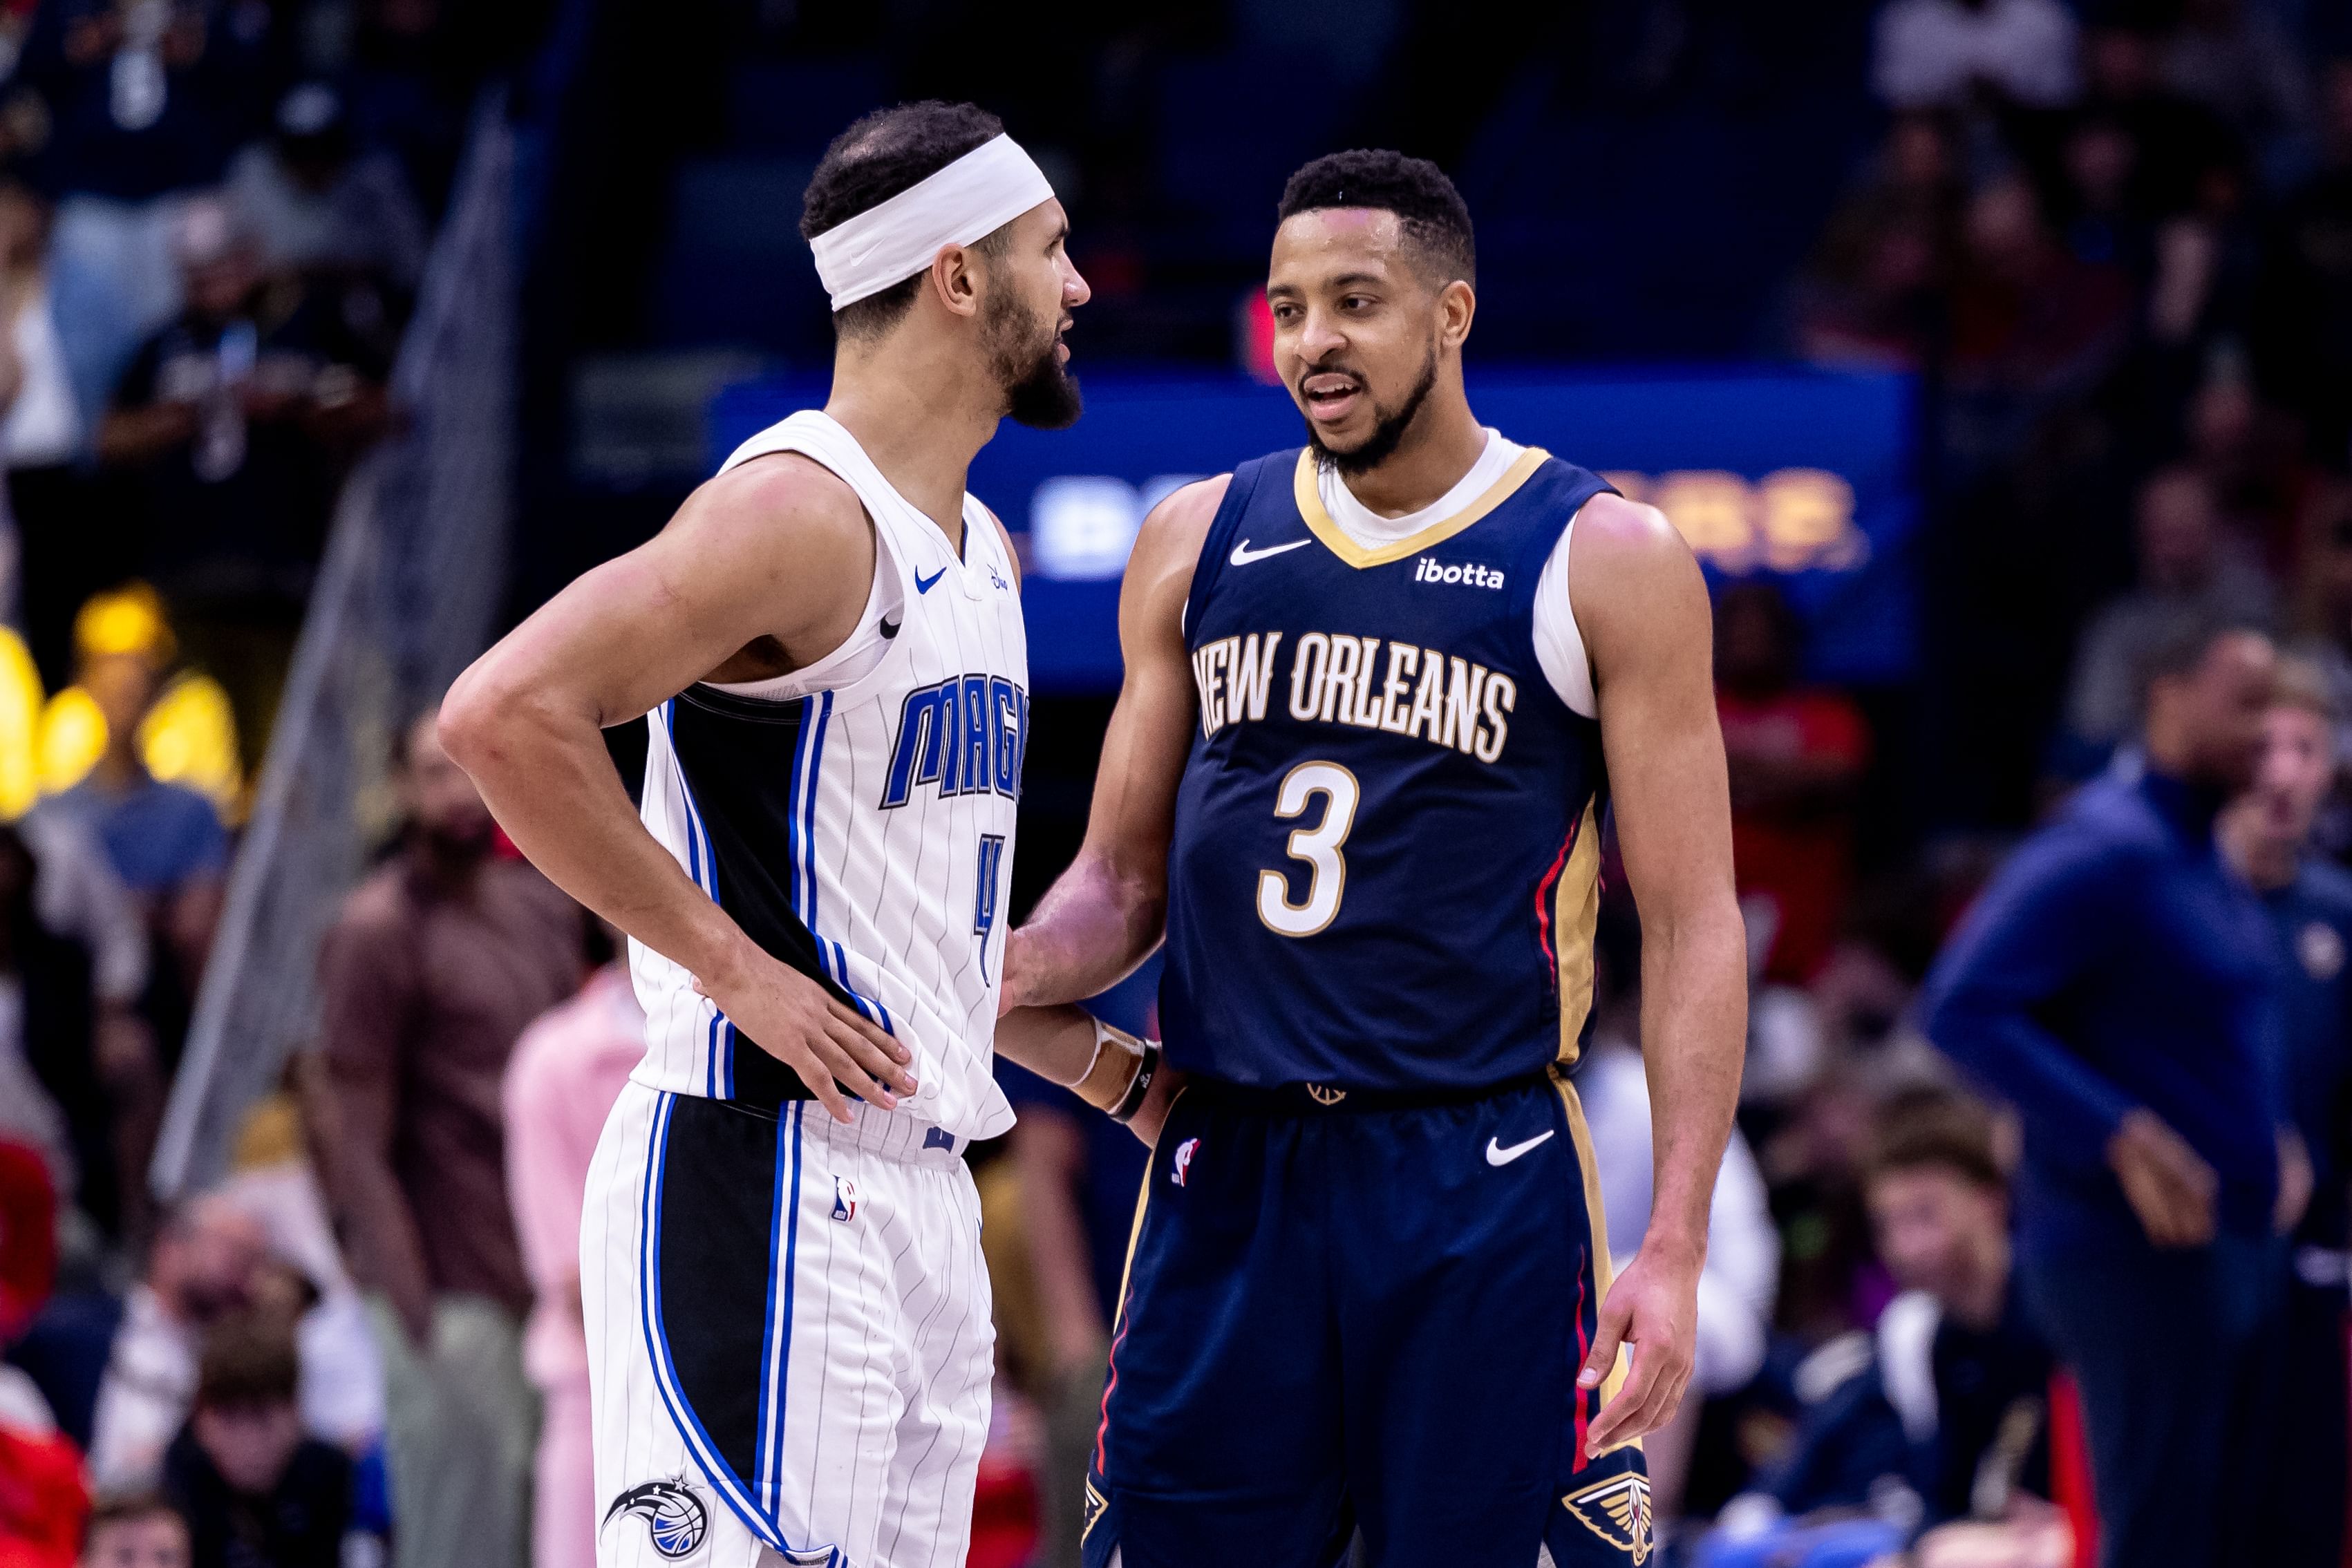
[1133,473,1233,565]
[1568,490,1683,562]
[1559,489,1704,645]
[686,448,870,554]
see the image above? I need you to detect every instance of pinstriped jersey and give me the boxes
[625,410,1025,1141]
[1160,446,1615,1093]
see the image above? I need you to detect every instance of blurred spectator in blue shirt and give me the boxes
[1925,614,2290,1568]
[2217,655,2351,1568]
[50,640,225,996]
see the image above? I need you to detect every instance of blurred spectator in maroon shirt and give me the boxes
[312,708,581,1568]
[1716,583,1871,985]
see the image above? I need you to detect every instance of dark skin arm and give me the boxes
[440,455,912,1122]
[1568,493,1748,1456]
[992,478,1225,1142]
[1000,478,1224,1007]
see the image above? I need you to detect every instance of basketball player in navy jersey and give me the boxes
[997,151,1748,1567]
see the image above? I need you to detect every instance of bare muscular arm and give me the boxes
[1568,493,1749,1455]
[439,455,914,1122]
[989,478,1224,1140]
[999,476,1225,1010]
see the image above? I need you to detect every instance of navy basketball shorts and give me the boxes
[1081,1068,1650,1568]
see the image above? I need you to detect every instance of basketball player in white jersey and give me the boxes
[440,100,1149,1568]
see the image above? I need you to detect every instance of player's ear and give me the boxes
[1438,277,1476,350]
[928,244,984,321]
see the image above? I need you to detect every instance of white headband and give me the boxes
[809,134,1056,311]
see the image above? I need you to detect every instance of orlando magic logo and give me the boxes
[603,1479,708,1559]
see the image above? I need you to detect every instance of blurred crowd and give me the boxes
[0,1,548,1565]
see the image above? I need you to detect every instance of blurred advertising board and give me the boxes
[712,367,1919,694]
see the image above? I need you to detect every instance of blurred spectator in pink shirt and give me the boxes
[501,955,641,1568]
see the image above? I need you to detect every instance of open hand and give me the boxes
[1579,1244,1700,1457]
[693,946,915,1123]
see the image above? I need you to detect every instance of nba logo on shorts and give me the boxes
[831,1177,858,1222]
[1172,1137,1199,1187]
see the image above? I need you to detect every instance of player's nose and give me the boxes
[1297,307,1346,358]
[1063,256,1091,308]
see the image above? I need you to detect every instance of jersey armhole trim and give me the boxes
[1180,464,1258,653]
[1537,507,1599,720]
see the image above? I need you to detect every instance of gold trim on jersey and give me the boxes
[1554,1066,1638,1443]
[1290,446,1553,569]
[1553,800,1605,1068]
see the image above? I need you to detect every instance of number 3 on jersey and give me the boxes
[1257,762,1360,938]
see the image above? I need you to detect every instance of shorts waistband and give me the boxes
[1179,1068,1559,1115]
[705,1093,968,1164]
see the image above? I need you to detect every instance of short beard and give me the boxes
[982,284,1082,431]
[1306,346,1440,476]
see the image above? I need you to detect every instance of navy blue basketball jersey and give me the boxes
[1160,445,1617,1093]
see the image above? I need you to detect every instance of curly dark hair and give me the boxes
[1276,149,1475,286]
[801,100,1010,340]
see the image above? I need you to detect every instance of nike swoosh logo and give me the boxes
[1230,538,1312,567]
[915,567,947,594]
[1485,1130,1555,1167]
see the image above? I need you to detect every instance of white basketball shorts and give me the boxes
[581,1081,994,1568]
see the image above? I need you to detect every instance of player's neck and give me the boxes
[1333,393,1489,520]
[822,338,1003,546]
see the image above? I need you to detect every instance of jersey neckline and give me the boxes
[1290,446,1552,569]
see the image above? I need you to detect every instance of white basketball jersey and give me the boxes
[627,410,1024,1142]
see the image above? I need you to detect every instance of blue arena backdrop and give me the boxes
[710,367,1920,694]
